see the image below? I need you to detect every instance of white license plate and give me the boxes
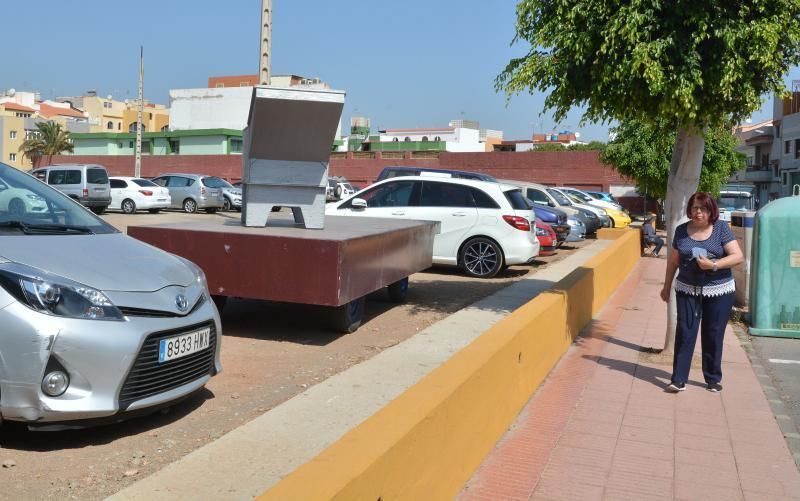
[158,327,211,363]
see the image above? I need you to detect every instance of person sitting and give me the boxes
[643,215,664,257]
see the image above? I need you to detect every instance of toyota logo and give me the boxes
[175,294,189,312]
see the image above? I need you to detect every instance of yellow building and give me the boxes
[123,101,170,133]
[57,92,169,133]
[0,105,30,169]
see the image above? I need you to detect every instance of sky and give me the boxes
[1,0,797,142]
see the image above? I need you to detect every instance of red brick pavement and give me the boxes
[459,257,800,501]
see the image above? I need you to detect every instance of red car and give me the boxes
[535,220,557,256]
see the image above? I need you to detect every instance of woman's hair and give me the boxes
[686,192,719,223]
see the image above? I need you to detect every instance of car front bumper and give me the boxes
[0,296,222,426]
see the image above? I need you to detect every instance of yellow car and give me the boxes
[604,207,631,228]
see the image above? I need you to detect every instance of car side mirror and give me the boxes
[351,198,367,209]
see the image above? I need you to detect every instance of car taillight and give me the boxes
[503,215,531,232]
[139,190,153,196]
[82,188,88,197]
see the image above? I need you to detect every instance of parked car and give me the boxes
[0,177,47,216]
[205,177,241,211]
[326,176,540,278]
[535,220,557,256]
[151,173,225,213]
[503,179,600,235]
[548,187,611,229]
[585,190,620,205]
[375,166,497,183]
[31,164,111,214]
[558,188,631,228]
[566,216,587,242]
[527,201,571,245]
[109,177,171,214]
[326,177,357,202]
[0,162,222,428]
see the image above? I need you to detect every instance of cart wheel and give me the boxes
[387,277,409,303]
[212,295,227,313]
[332,297,365,333]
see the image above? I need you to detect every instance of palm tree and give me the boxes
[18,121,74,168]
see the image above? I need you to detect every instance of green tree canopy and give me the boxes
[497,0,800,128]
[601,119,744,199]
[18,121,74,167]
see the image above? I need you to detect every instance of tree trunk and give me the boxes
[663,127,705,353]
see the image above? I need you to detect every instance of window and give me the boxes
[504,189,532,210]
[421,136,429,142]
[230,138,243,153]
[784,172,789,185]
[110,179,127,189]
[141,141,151,154]
[107,121,114,130]
[785,140,791,154]
[168,139,180,154]
[132,179,157,187]
[9,153,16,162]
[420,181,475,208]
[103,102,112,109]
[434,136,441,141]
[48,170,81,185]
[167,176,193,188]
[216,83,225,88]
[795,139,800,159]
[129,141,134,148]
[404,137,411,142]
[9,131,16,139]
[86,168,108,184]
[151,177,168,187]
[472,188,500,208]
[527,188,551,206]
[776,124,781,137]
[160,125,169,132]
[392,137,399,142]
[350,180,417,208]
[117,123,121,130]
[149,113,153,120]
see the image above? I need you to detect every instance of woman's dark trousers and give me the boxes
[672,291,736,385]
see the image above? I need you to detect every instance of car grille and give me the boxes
[118,321,216,410]
[118,294,207,318]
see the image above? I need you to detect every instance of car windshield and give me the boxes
[547,189,571,205]
[718,195,752,211]
[201,176,232,189]
[132,178,158,187]
[568,190,593,203]
[0,163,117,235]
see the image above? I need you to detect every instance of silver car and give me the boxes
[0,163,222,429]
[151,173,225,213]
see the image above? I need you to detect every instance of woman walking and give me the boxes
[660,192,744,392]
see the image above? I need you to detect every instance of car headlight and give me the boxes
[0,263,123,320]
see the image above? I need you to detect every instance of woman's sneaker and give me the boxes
[706,383,722,392]
[667,381,686,392]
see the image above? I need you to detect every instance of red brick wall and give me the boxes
[49,151,631,192]
[207,75,258,88]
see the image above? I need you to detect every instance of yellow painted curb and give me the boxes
[260,230,641,500]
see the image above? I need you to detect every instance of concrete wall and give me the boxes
[169,87,253,131]
[261,229,641,500]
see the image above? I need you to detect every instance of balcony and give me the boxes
[743,164,776,183]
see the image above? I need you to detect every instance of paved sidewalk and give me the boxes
[461,257,800,500]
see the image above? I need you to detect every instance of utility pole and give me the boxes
[135,46,144,178]
[259,0,272,85]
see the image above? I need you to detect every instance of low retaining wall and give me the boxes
[260,229,641,500]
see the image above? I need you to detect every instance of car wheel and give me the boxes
[205,208,218,214]
[8,198,25,217]
[91,206,106,215]
[223,197,232,211]
[330,297,365,333]
[610,217,616,228]
[121,199,136,214]
[183,198,197,213]
[148,208,161,214]
[460,237,504,278]
[387,277,409,303]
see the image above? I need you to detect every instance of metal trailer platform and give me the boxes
[127,215,438,332]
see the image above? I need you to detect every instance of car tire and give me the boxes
[459,237,504,278]
[387,277,409,303]
[8,198,25,217]
[183,198,197,213]
[205,208,218,214]
[148,209,161,214]
[223,197,232,211]
[91,206,107,215]
[121,199,136,214]
[330,297,365,333]
[610,217,616,228]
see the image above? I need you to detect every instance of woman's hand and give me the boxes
[695,255,714,271]
[660,285,670,302]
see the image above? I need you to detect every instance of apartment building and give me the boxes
[56,91,169,134]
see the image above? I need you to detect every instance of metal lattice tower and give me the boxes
[259,0,272,85]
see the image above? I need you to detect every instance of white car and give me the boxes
[109,177,171,214]
[557,186,624,211]
[0,177,47,216]
[326,176,540,278]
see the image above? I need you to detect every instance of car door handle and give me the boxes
[391,211,406,216]
[452,211,468,216]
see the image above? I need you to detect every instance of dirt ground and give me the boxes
[0,210,592,500]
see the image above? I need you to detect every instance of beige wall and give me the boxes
[0,114,30,169]
[123,107,170,133]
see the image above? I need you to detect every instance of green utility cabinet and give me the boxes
[749,196,800,338]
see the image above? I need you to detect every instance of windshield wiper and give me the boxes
[0,221,94,235]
